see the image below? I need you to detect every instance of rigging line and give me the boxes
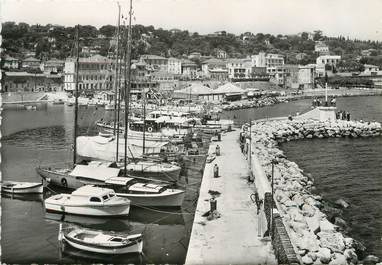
[132,204,195,216]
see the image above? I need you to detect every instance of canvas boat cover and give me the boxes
[77,136,168,161]
[69,165,120,182]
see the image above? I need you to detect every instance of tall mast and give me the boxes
[113,3,121,136]
[124,0,133,176]
[73,24,80,166]
[142,89,146,156]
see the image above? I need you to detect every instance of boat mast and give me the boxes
[113,3,121,137]
[73,24,80,166]
[124,0,133,176]
[142,89,146,156]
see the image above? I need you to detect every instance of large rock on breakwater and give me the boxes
[244,118,381,265]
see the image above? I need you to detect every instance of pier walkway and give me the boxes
[185,130,276,265]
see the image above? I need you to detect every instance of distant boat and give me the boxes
[44,185,131,216]
[1,181,43,194]
[53,99,65,105]
[59,224,143,255]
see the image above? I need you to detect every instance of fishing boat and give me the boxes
[1,181,43,194]
[59,224,143,254]
[44,185,131,216]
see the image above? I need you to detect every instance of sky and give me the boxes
[2,0,382,41]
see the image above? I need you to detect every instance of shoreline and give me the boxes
[246,116,381,264]
[222,89,382,111]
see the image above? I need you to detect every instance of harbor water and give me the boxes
[223,95,382,258]
[2,96,381,262]
[1,104,203,264]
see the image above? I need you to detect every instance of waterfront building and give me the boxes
[251,52,285,74]
[63,55,113,92]
[298,64,316,89]
[150,70,180,92]
[314,41,330,55]
[214,82,245,101]
[269,64,299,89]
[181,59,199,80]
[140,54,168,71]
[226,58,253,80]
[1,55,19,69]
[41,58,65,74]
[2,71,63,92]
[167,57,182,74]
[21,57,41,69]
[201,58,228,80]
[173,83,221,102]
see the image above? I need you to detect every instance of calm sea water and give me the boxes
[1,104,201,264]
[224,96,382,258]
[2,96,381,262]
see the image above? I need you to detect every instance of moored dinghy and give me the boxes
[1,181,44,194]
[59,224,143,254]
[44,185,130,216]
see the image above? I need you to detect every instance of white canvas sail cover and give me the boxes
[76,135,168,161]
[69,164,120,182]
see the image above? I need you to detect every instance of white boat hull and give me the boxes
[63,236,143,254]
[116,190,185,207]
[1,182,44,194]
[45,200,130,216]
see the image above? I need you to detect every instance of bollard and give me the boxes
[210,198,217,212]
[215,145,220,156]
[213,164,219,178]
[217,133,221,141]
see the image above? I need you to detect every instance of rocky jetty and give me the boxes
[247,118,381,265]
[222,97,284,111]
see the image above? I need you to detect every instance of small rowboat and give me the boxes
[59,224,143,255]
[1,181,44,194]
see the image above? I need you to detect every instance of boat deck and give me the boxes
[185,130,276,265]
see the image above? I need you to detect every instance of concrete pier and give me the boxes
[185,130,276,265]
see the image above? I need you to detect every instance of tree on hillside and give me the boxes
[99,25,116,38]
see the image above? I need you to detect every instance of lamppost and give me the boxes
[270,158,278,239]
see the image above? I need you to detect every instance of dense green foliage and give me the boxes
[2,21,382,66]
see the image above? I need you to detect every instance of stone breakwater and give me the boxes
[222,97,284,111]
[249,118,381,265]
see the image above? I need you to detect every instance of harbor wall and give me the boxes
[246,117,382,265]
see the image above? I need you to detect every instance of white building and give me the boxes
[251,52,284,74]
[298,64,316,89]
[314,41,330,55]
[226,59,253,80]
[316,55,341,66]
[167,57,182,74]
[64,55,113,92]
[316,55,341,77]
[363,64,379,73]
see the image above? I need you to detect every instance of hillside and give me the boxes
[2,22,382,67]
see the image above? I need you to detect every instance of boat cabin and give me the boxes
[71,185,117,203]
